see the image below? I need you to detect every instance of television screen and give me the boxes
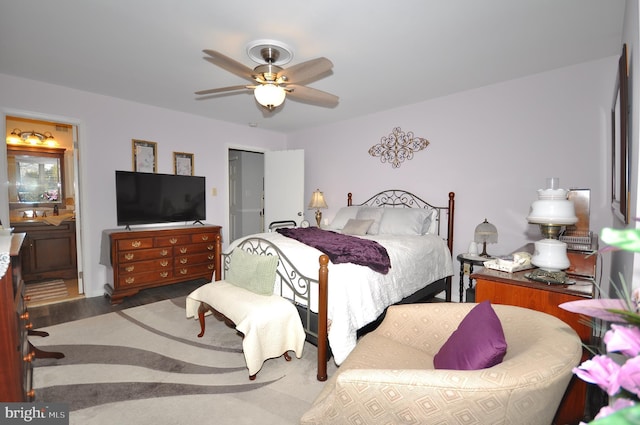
[115,171,206,226]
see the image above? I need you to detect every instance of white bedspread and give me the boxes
[228,232,453,365]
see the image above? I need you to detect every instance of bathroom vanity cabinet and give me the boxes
[11,220,77,282]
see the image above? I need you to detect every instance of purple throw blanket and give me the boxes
[276,227,391,274]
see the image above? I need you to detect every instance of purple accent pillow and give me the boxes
[433,301,507,370]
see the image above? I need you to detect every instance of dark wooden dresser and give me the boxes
[0,233,34,401]
[104,225,222,304]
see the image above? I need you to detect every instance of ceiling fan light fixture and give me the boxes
[254,84,286,110]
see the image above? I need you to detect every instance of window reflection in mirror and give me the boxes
[7,145,65,208]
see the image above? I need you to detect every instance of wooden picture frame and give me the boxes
[132,139,157,173]
[611,44,629,224]
[173,152,194,176]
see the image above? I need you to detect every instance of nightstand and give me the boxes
[471,268,594,425]
[456,253,491,302]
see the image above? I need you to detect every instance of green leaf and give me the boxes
[601,228,640,253]
[590,404,640,424]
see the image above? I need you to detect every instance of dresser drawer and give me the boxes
[118,269,173,287]
[174,251,216,267]
[174,262,216,279]
[118,247,172,263]
[175,242,216,256]
[191,232,217,243]
[117,238,154,251]
[119,258,173,274]
[156,235,191,247]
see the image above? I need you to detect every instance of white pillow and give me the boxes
[378,208,431,235]
[342,219,374,236]
[328,206,360,230]
[424,208,439,234]
[355,207,384,235]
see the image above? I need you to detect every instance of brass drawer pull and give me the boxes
[208,264,214,270]
[126,266,135,272]
[179,269,188,275]
[160,260,169,267]
[180,258,188,264]
[125,253,135,260]
[131,240,142,248]
[170,238,178,244]
[160,249,169,256]
[126,277,135,284]
[207,244,214,251]
[160,272,169,278]
[201,235,209,241]
[208,254,214,260]
[180,247,188,254]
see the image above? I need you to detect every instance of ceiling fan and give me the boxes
[195,40,339,111]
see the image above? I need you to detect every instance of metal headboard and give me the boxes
[347,189,455,253]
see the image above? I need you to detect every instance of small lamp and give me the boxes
[474,219,498,257]
[6,128,21,144]
[308,189,328,227]
[526,177,578,283]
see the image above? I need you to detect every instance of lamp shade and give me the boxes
[527,180,578,225]
[474,219,498,244]
[254,84,286,109]
[308,189,328,209]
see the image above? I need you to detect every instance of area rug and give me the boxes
[25,279,68,303]
[32,296,337,425]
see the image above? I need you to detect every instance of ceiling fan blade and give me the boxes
[195,85,250,95]
[202,49,255,82]
[279,57,333,84]
[286,85,339,108]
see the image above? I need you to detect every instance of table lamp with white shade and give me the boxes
[526,178,578,283]
[474,219,498,257]
[308,189,328,227]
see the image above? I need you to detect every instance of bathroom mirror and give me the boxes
[7,145,66,208]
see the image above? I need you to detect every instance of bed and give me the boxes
[188,189,455,381]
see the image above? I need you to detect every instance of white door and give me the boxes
[264,149,305,228]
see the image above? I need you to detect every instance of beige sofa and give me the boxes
[300,303,582,425]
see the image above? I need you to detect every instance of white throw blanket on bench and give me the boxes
[186,280,306,376]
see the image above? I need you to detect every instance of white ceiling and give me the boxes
[0,0,626,133]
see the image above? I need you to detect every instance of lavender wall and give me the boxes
[0,74,287,297]
[289,57,617,301]
[0,55,623,302]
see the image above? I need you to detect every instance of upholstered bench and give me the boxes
[185,248,305,380]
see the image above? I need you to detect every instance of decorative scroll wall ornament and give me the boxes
[368,127,430,168]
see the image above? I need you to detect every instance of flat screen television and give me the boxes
[115,171,206,226]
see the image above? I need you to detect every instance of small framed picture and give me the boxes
[174,152,194,176]
[132,139,157,173]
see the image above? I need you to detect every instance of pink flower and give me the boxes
[573,355,621,396]
[604,325,640,356]
[619,356,640,397]
[559,299,629,322]
[594,397,636,419]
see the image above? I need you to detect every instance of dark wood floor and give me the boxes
[28,279,207,329]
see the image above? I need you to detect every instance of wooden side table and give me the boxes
[472,268,593,425]
[456,253,491,302]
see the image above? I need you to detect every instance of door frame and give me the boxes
[225,144,266,248]
[2,110,85,295]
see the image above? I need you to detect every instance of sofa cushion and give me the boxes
[433,300,507,370]
[342,219,374,236]
[226,248,278,296]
